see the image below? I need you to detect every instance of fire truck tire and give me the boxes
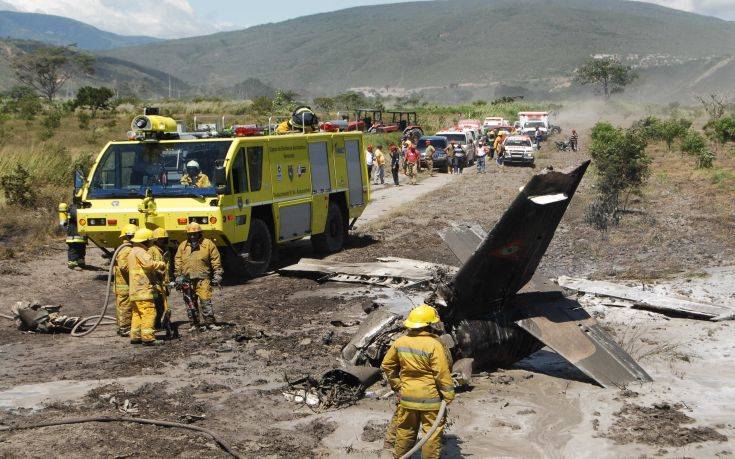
[245,218,274,277]
[312,202,346,254]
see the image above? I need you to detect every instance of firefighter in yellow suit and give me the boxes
[149,228,171,336]
[381,305,455,459]
[174,222,223,331]
[114,224,137,336]
[128,228,166,346]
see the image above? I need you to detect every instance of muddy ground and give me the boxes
[1,139,734,458]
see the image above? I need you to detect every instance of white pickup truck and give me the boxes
[500,135,535,167]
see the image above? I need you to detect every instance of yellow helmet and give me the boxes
[186,222,202,233]
[152,228,168,239]
[404,304,440,329]
[120,224,138,238]
[131,228,154,243]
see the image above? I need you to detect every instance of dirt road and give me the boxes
[1,144,733,458]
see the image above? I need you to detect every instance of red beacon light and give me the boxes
[233,125,260,137]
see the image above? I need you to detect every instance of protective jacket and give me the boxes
[114,245,132,294]
[180,173,211,188]
[381,330,455,411]
[128,246,166,302]
[174,238,223,280]
[148,245,170,296]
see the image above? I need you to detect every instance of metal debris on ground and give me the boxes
[557,276,735,321]
[283,368,377,411]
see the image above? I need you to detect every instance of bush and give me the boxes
[586,122,651,229]
[73,86,115,111]
[42,109,62,130]
[696,149,715,169]
[631,116,661,140]
[77,111,92,129]
[705,115,735,143]
[681,131,707,155]
[0,164,37,207]
[657,119,691,150]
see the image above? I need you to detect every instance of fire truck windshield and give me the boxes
[88,140,232,199]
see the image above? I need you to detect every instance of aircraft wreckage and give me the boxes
[281,161,652,393]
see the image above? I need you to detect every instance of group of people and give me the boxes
[366,141,423,187]
[113,222,223,346]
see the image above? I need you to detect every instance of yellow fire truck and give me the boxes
[63,111,370,276]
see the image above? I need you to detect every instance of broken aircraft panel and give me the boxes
[557,276,735,321]
[280,257,457,289]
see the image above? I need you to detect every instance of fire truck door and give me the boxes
[344,139,364,207]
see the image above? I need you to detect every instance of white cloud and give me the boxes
[638,0,735,20]
[0,1,18,10]
[3,0,223,38]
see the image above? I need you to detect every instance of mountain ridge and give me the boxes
[0,10,159,50]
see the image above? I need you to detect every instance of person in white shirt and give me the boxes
[365,145,375,182]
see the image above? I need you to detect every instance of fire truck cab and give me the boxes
[66,113,370,277]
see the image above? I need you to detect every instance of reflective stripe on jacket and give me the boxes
[128,245,165,302]
[114,245,132,293]
[174,239,222,280]
[381,330,455,411]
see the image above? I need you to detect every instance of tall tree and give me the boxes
[574,57,638,99]
[11,44,95,102]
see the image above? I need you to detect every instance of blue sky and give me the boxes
[1,0,733,38]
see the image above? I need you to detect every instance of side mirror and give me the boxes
[74,170,85,190]
[213,165,229,195]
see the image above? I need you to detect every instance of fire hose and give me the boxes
[0,416,242,459]
[70,243,129,337]
[399,400,447,459]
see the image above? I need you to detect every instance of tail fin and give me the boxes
[447,161,590,319]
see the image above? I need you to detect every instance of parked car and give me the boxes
[416,136,449,170]
[435,130,476,165]
[500,135,535,167]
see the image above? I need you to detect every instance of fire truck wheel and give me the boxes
[312,202,346,254]
[245,218,273,277]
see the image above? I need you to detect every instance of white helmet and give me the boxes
[186,160,200,169]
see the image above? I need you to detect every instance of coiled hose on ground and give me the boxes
[0,416,242,459]
[70,243,129,337]
[399,400,447,459]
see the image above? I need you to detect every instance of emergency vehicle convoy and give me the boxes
[61,108,369,277]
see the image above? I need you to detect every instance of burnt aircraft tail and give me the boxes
[447,161,590,319]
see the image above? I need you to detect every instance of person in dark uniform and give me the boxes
[59,201,87,270]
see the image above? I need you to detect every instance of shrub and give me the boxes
[696,149,715,169]
[42,109,62,130]
[704,115,735,143]
[0,164,37,207]
[631,116,661,140]
[74,86,115,111]
[77,111,91,129]
[681,131,707,155]
[586,122,651,229]
[657,119,691,150]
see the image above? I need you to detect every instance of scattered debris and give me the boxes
[233,328,269,342]
[558,276,735,321]
[603,403,728,447]
[361,420,389,442]
[283,367,380,411]
[279,257,456,289]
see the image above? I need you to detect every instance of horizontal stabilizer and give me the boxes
[513,292,652,388]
